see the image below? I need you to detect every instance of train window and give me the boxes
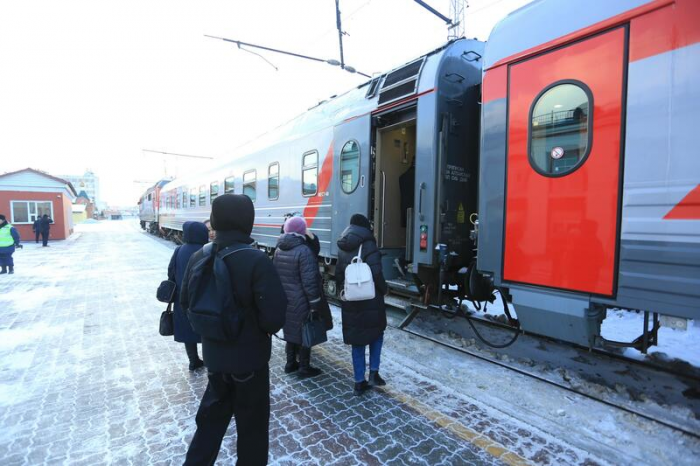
[224,176,235,194]
[182,192,187,209]
[243,170,256,202]
[340,140,360,193]
[268,163,279,200]
[210,182,219,202]
[190,188,196,207]
[302,151,318,197]
[147,193,152,202]
[199,185,207,206]
[529,81,592,177]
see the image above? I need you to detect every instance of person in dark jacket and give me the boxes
[38,214,53,247]
[181,194,287,466]
[0,214,21,275]
[273,216,331,378]
[167,221,207,370]
[336,214,388,396]
[32,217,41,243]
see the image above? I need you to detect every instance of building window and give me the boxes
[302,150,318,196]
[340,140,360,193]
[210,182,219,202]
[199,185,207,206]
[243,170,256,202]
[190,188,196,207]
[529,81,592,177]
[224,176,235,194]
[268,163,279,200]
[11,201,53,224]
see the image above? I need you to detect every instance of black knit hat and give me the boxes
[0,214,5,221]
[210,194,254,235]
[350,213,371,231]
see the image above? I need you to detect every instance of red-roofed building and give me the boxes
[0,168,78,241]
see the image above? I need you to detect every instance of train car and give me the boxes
[475,0,700,349]
[158,38,485,299]
[138,179,170,234]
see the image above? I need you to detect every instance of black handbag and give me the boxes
[157,280,176,303]
[302,311,327,348]
[159,303,174,336]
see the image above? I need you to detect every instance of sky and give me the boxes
[0,0,532,207]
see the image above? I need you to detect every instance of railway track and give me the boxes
[329,294,700,440]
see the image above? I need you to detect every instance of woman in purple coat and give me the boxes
[167,221,208,370]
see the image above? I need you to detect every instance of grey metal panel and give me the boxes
[413,92,438,267]
[510,286,602,347]
[484,0,651,69]
[476,98,507,283]
[622,43,700,244]
[593,239,700,320]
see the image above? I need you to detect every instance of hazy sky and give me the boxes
[0,0,531,206]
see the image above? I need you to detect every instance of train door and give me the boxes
[503,27,627,296]
[331,116,371,256]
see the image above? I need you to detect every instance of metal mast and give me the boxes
[448,0,466,40]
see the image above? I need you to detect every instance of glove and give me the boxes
[16,244,23,249]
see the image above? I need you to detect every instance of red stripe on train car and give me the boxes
[664,185,700,220]
[487,0,675,70]
[629,0,700,62]
[482,66,507,104]
[303,144,334,227]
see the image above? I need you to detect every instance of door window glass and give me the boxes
[224,176,235,194]
[268,163,279,200]
[529,82,592,176]
[302,151,318,196]
[243,170,256,202]
[340,141,360,193]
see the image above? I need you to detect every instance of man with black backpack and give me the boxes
[181,194,287,466]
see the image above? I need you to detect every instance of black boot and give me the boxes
[369,370,386,387]
[8,266,14,275]
[353,381,370,396]
[298,347,322,378]
[0,266,6,275]
[185,343,204,371]
[285,342,299,374]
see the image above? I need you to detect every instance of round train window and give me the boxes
[340,140,360,193]
[529,82,592,176]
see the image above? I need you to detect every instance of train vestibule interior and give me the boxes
[373,116,417,279]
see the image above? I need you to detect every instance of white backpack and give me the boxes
[342,244,376,301]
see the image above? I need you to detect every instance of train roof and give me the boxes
[162,38,481,192]
[484,0,651,69]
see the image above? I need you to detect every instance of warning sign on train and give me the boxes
[551,147,565,159]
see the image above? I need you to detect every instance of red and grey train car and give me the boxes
[476,0,700,348]
[141,0,699,351]
[155,38,484,297]
[138,179,171,234]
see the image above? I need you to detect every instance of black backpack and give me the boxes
[185,242,251,342]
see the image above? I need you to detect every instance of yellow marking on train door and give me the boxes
[314,345,533,466]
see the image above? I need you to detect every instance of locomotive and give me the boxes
[140,0,699,351]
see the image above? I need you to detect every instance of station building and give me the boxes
[0,168,78,241]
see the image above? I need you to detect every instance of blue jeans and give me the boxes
[351,333,384,383]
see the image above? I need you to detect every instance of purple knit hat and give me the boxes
[284,216,307,235]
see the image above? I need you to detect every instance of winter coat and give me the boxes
[32,219,41,233]
[167,221,208,344]
[0,222,20,264]
[180,229,287,374]
[38,217,52,233]
[336,224,387,346]
[273,233,332,345]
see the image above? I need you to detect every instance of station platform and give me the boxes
[0,220,696,465]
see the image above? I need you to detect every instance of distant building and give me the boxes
[60,170,103,210]
[0,168,78,240]
[75,190,96,219]
[72,204,88,224]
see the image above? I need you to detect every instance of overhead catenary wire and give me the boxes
[204,34,371,78]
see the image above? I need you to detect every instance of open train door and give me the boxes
[330,115,372,256]
[503,27,627,296]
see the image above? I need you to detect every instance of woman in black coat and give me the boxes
[336,214,388,396]
[167,221,208,370]
[273,216,331,378]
